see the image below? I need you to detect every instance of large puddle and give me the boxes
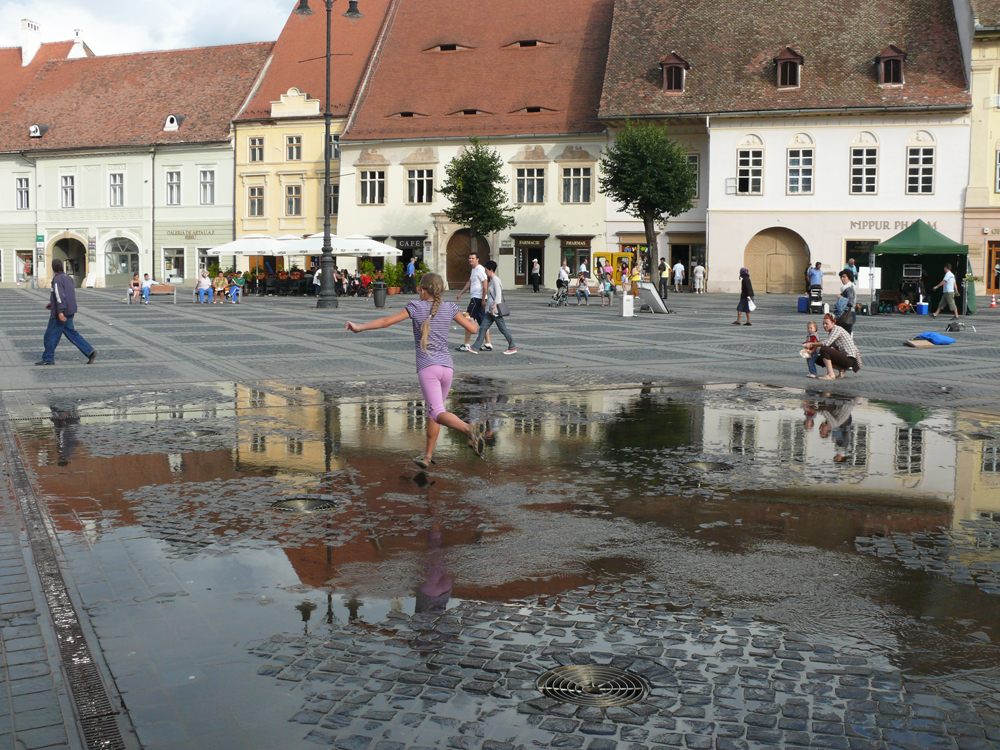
[10,382,1000,749]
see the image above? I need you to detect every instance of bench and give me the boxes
[127,284,177,304]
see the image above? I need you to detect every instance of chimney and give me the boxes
[20,19,42,66]
[68,29,88,59]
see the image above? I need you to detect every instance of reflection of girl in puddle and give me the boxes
[415,523,453,614]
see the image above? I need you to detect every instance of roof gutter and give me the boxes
[599,103,971,122]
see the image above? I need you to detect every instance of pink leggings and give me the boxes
[417,365,453,422]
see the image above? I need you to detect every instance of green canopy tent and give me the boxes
[864,220,971,313]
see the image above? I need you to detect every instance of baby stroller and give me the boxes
[548,284,569,307]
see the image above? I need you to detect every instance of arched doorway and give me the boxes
[105,238,139,289]
[446,230,490,290]
[743,227,809,293]
[52,237,87,288]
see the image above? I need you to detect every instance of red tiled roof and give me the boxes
[0,41,74,117]
[599,0,970,119]
[971,0,1000,28]
[236,0,393,123]
[0,42,274,153]
[344,0,614,141]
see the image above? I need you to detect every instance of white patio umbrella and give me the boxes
[206,234,281,256]
[275,233,402,258]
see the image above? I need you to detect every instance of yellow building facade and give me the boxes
[964,29,1000,295]
[234,88,344,271]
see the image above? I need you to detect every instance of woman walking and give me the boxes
[344,273,487,465]
[469,261,516,354]
[734,267,754,325]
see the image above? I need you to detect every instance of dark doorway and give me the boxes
[52,238,86,287]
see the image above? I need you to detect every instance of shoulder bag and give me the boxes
[495,301,511,317]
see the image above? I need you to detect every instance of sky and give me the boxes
[0,0,291,55]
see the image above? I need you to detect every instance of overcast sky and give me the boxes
[0,0,291,55]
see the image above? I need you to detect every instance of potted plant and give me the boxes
[384,261,403,293]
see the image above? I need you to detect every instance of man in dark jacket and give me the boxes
[36,259,98,365]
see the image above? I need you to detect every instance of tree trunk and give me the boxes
[643,213,658,280]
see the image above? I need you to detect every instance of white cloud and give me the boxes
[0,0,291,55]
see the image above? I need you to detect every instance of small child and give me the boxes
[345,273,486,466]
[803,320,821,378]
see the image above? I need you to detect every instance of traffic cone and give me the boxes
[991,294,998,309]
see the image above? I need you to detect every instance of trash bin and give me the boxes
[372,281,388,309]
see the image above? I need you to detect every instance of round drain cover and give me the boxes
[685,461,732,472]
[536,665,649,707]
[271,496,337,513]
[175,429,218,438]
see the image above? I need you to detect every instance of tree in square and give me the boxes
[599,121,697,270]
[440,136,518,248]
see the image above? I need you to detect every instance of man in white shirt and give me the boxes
[672,260,685,293]
[693,262,706,293]
[932,263,959,318]
[456,251,491,351]
[557,261,570,290]
[139,273,153,304]
[579,260,588,278]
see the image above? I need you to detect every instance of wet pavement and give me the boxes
[0,377,998,749]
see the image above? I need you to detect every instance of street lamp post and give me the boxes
[294,0,363,309]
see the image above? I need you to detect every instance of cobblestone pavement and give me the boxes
[1,286,999,749]
[0,286,997,412]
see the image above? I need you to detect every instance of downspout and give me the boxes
[151,145,156,281]
[232,121,237,247]
[19,152,39,285]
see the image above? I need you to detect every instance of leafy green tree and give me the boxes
[599,121,697,267]
[440,136,518,250]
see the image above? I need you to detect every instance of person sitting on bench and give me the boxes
[140,273,153,304]
[575,272,591,306]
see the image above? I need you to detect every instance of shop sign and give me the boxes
[560,238,591,247]
[499,247,514,255]
[166,229,217,241]
[514,238,545,248]
[88,236,97,263]
[849,219,936,231]
[500,239,513,248]
[395,237,424,249]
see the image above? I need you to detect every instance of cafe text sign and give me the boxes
[849,219,936,231]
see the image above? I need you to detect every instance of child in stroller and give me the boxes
[548,284,569,307]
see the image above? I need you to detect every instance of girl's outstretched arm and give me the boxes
[453,311,479,335]
[345,309,410,333]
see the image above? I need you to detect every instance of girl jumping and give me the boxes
[344,272,486,467]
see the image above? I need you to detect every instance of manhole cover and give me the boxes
[685,461,732,472]
[174,429,218,438]
[271,495,337,513]
[536,665,650,707]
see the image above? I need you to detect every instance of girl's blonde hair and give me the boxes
[418,272,444,353]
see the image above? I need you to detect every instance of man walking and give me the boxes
[932,263,959,319]
[456,251,491,351]
[658,257,669,299]
[693,260,706,294]
[37,259,98,366]
[672,259,685,293]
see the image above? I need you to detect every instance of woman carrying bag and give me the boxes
[468,261,516,355]
[734,267,755,326]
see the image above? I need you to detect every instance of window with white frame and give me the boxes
[906,146,934,194]
[516,167,545,203]
[736,149,763,194]
[285,184,302,216]
[787,149,813,194]
[248,186,264,216]
[166,170,181,205]
[326,184,339,215]
[15,177,29,210]
[850,147,878,194]
[200,170,215,205]
[286,135,302,161]
[249,136,264,162]
[562,166,592,203]
[407,169,433,203]
[360,170,385,204]
[328,134,340,160]
[686,154,699,198]
[109,172,124,207]
[61,175,75,208]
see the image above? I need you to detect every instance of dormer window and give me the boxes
[163,115,185,132]
[876,45,906,86]
[425,43,471,53]
[390,111,426,118]
[439,44,457,51]
[28,124,49,138]
[775,47,803,89]
[660,53,690,94]
[525,106,542,113]
[502,40,553,49]
[519,40,537,47]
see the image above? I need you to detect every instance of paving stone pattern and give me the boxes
[249,578,1000,750]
